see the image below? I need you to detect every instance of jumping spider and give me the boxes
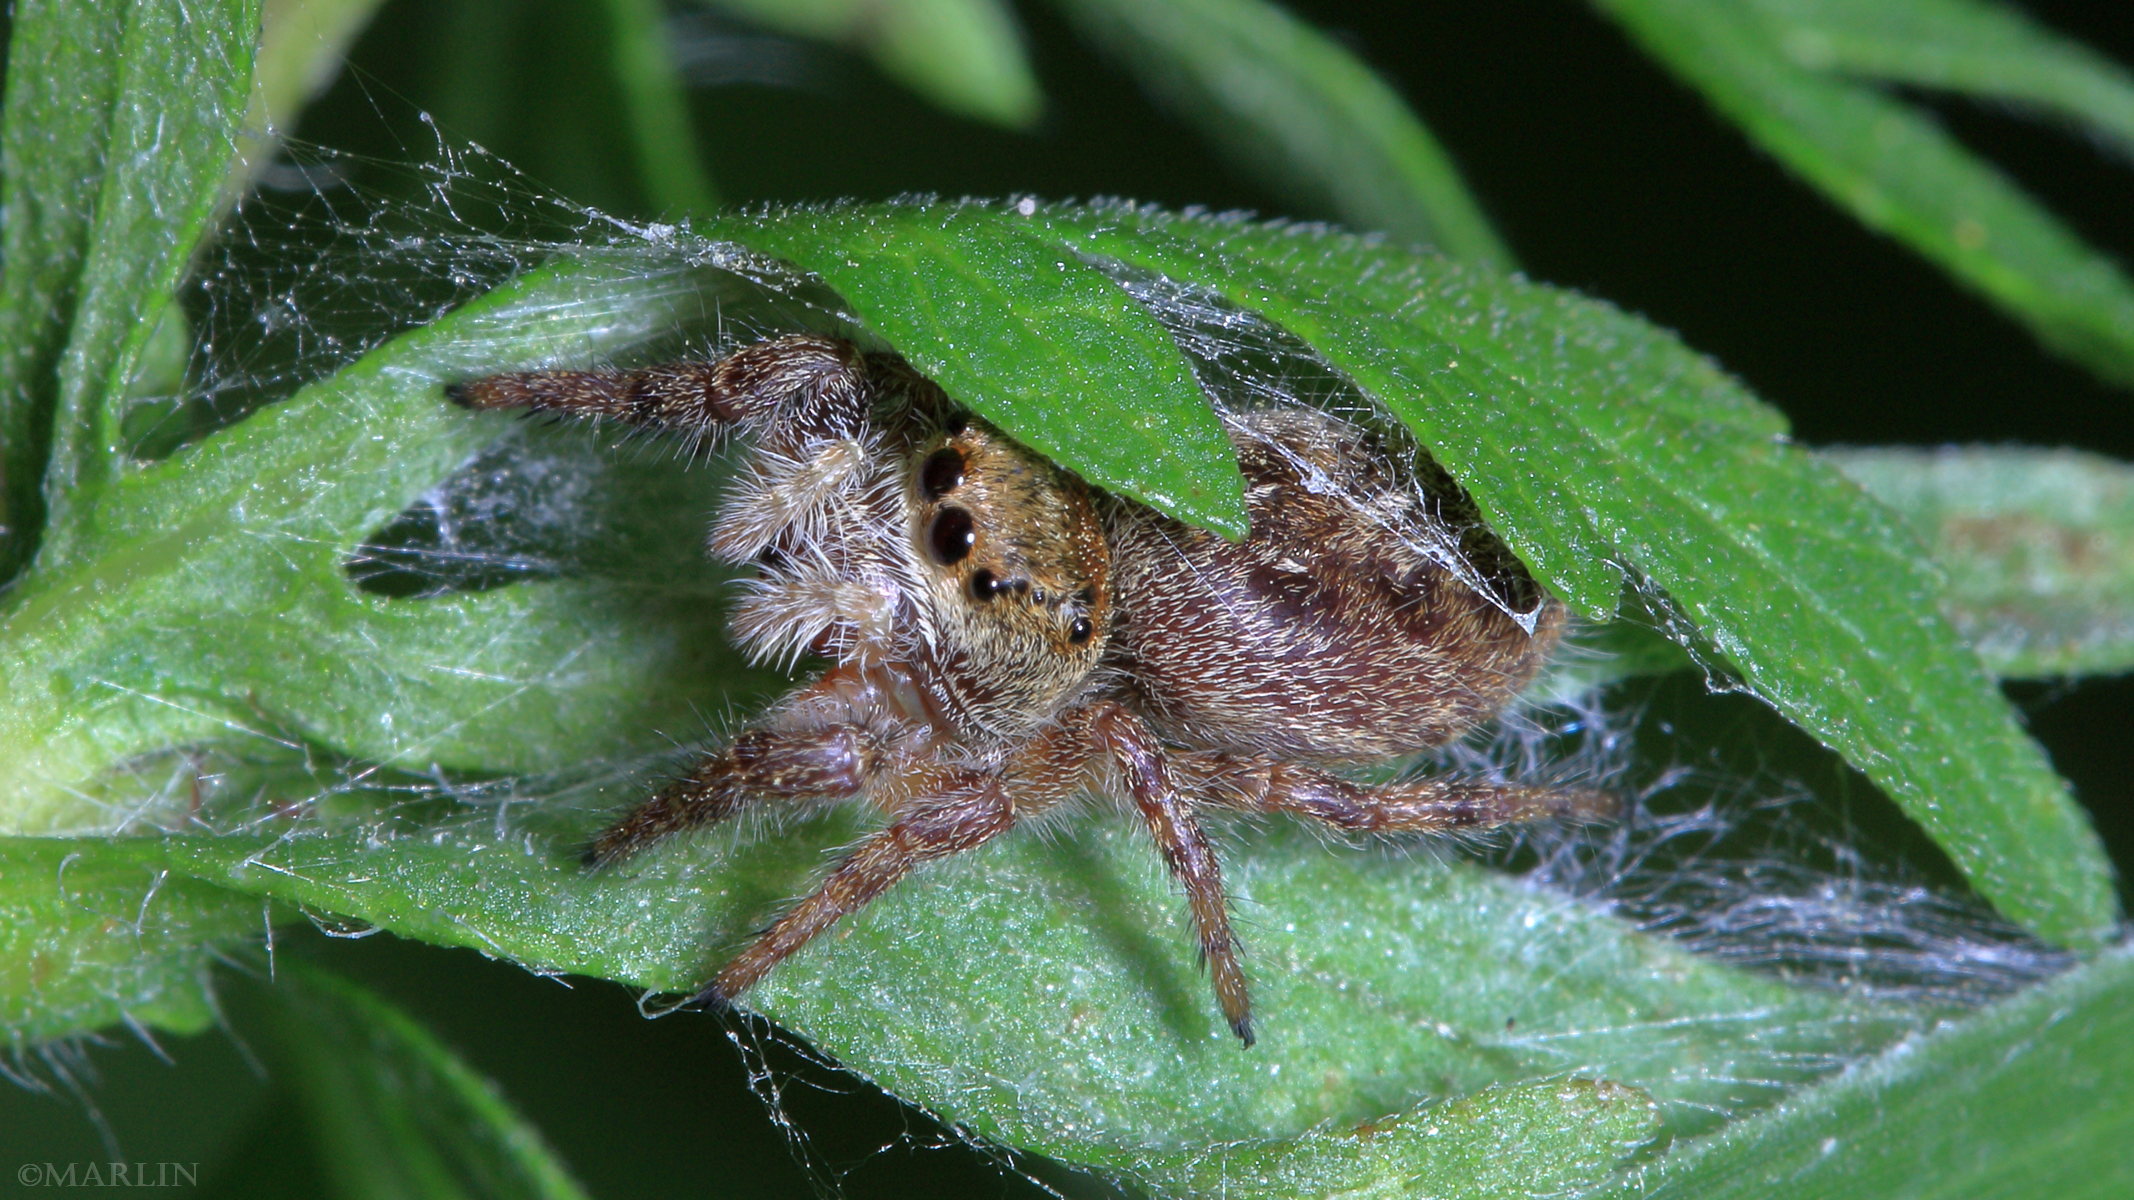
[448,334,1610,1045]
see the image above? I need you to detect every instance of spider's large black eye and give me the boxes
[1068,616,1094,644]
[920,447,966,500]
[928,507,976,564]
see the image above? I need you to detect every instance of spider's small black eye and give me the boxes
[1068,616,1094,644]
[928,507,976,564]
[969,569,1002,600]
[920,447,966,500]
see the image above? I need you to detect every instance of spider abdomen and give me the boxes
[1107,410,1561,762]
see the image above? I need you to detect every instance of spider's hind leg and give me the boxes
[1181,753,1617,836]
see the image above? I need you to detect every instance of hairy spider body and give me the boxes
[1107,409,1562,762]
[450,334,1608,1046]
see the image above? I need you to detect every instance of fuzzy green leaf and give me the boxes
[3,817,1921,1195]
[1136,1079,1660,1200]
[0,0,261,582]
[1552,443,2134,694]
[1588,945,2134,1200]
[1833,446,2134,680]
[1045,0,1512,265]
[1039,202,2118,948]
[0,838,260,1048]
[1592,0,2134,390]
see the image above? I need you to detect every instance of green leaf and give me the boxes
[1591,0,2134,391]
[1747,0,2134,158]
[243,0,388,188]
[1551,441,2134,693]
[698,0,1041,128]
[1038,202,2117,948]
[6,819,1924,1194]
[1136,1079,1660,1200]
[1833,445,2134,680]
[596,0,721,215]
[0,837,261,1046]
[253,962,593,1200]
[0,0,261,582]
[1044,0,1513,265]
[0,251,774,833]
[1587,944,2134,1200]
[703,203,1251,535]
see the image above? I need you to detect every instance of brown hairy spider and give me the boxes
[448,334,1610,1045]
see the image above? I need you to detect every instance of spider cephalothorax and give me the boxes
[449,334,1608,1045]
[902,416,1113,741]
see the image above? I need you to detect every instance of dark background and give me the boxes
[6,2,2132,1196]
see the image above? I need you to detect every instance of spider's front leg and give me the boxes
[585,660,919,867]
[692,714,1099,1008]
[447,334,915,570]
[696,765,1013,1006]
[584,721,874,868]
[445,333,868,443]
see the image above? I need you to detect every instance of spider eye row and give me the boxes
[963,565,1096,644]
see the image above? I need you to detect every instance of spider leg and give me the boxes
[448,335,896,567]
[586,665,911,868]
[585,724,877,867]
[445,334,869,442]
[693,708,1102,1008]
[695,767,1015,1006]
[1179,753,1616,834]
[1089,703,1255,1047]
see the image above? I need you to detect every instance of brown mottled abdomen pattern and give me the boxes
[1105,410,1562,762]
